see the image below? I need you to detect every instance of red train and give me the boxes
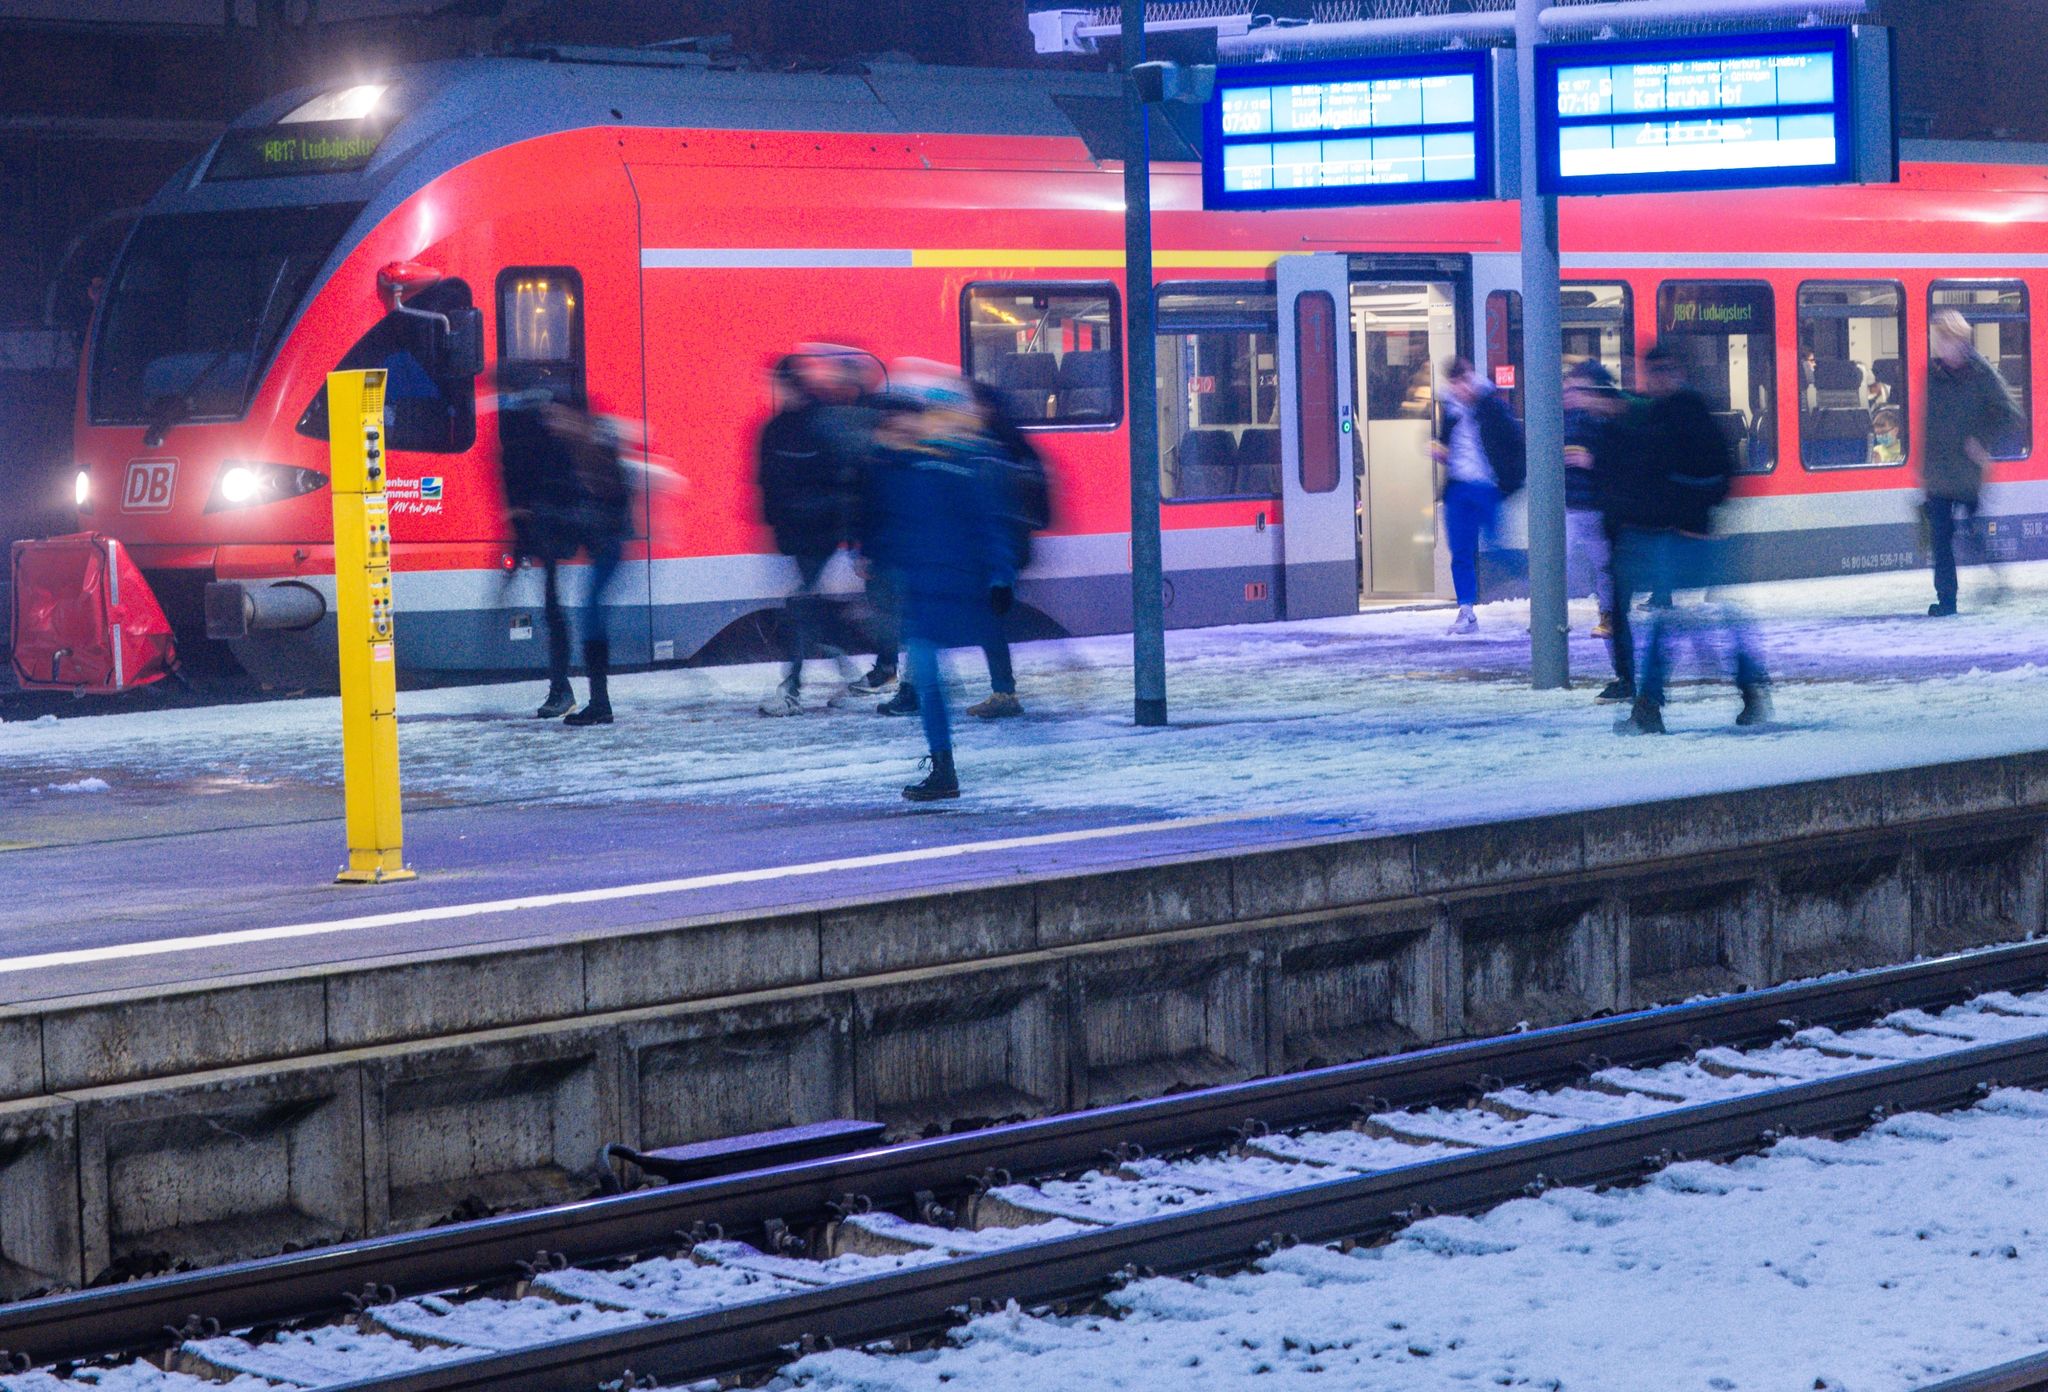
[20,49,2048,684]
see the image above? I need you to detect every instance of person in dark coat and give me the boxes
[1564,359,1633,699]
[1612,341,1768,735]
[1432,356,1525,634]
[863,365,1017,801]
[553,397,632,727]
[496,363,582,719]
[755,351,867,714]
[1922,308,2021,616]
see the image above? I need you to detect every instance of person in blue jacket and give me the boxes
[862,364,1018,801]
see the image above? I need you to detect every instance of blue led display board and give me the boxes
[1536,29,1883,196]
[1203,52,1493,211]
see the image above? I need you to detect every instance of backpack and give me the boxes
[1486,395,1528,496]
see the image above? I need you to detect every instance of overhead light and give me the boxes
[281,83,387,125]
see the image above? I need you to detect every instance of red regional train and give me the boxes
[19,48,2048,685]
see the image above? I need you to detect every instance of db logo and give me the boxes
[122,459,177,513]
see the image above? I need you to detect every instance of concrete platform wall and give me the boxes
[3,753,2045,1292]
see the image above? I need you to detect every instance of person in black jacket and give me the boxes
[1432,357,1525,635]
[755,351,868,715]
[1564,359,1633,700]
[1612,342,1768,735]
[1922,309,2021,616]
[496,364,590,720]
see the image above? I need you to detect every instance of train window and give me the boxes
[1930,280,2032,460]
[1797,282,1906,471]
[1655,280,1777,474]
[962,283,1122,429]
[499,268,586,405]
[295,279,477,453]
[1482,282,1634,419]
[1294,289,1340,494]
[1155,283,1280,502]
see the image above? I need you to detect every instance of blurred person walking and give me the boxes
[1612,342,1768,735]
[496,364,584,719]
[554,396,632,726]
[1431,356,1524,635]
[863,365,1017,801]
[1923,308,2021,617]
[755,349,870,715]
[1563,359,1636,701]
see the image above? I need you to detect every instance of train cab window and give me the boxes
[499,268,586,405]
[1656,280,1777,474]
[1155,283,1280,501]
[295,279,477,452]
[962,283,1122,428]
[1931,280,2031,460]
[1483,282,1634,419]
[1797,282,1906,470]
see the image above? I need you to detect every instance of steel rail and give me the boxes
[315,1027,2048,1392]
[5,938,2046,1370]
[1917,1353,2048,1392]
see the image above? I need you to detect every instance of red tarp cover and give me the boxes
[10,533,175,692]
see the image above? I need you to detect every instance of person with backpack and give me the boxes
[552,396,633,727]
[495,363,583,719]
[1431,356,1525,635]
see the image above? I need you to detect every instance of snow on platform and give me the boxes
[777,1090,2048,1392]
[5,561,2048,833]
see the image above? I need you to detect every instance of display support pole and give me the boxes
[1123,0,1168,727]
[1518,0,1569,690]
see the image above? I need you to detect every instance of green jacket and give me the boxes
[1923,351,2020,503]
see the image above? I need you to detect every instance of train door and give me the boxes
[1276,254,1358,618]
[1353,282,1457,600]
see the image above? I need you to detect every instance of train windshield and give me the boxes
[90,203,362,427]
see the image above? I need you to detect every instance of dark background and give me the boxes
[0,0,2039,553]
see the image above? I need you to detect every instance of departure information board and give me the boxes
[1536,30,1872,195]
[1203,52,1492,211]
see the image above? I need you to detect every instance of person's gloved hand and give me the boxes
[990,585,1014,615]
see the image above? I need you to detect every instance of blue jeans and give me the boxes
[1617,528,1767,707]
[1442,479,1500,607]
[579,534,623,645]
[905,638,951,757]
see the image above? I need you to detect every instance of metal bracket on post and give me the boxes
[328,368,416,885]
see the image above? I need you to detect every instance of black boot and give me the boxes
[1615,698,1666,735]
[903,750,959,802]
[877,682,919,716]
[535,679,575,719]
[564,640,613,726]
[1736,685,1772,727]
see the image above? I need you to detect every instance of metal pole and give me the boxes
[1518,0,1569,690]
[1123,0,1168,726]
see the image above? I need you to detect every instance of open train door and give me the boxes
[1275,253,1359,619]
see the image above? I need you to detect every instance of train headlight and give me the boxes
[206,461,329,513]
[219,465,260,505]
[74,469,92,511]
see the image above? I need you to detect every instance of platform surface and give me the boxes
[5,561,2047,1009]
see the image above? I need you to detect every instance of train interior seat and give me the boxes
[1872,357,1904,404]
[1812,358,1864,410]
[1054,350,1117,420]
[992,352,1059,421]
[1233,428,1281,495]
[1806,406,1873,466]
[1174,429,1238,497]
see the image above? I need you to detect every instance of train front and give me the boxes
[14,73,481,691]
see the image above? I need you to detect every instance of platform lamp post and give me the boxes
[1518,0,1569,691]
[1122,0,1169,727]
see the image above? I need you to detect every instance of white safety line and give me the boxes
[0,813,1267,977]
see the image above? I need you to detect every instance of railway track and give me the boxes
[9,940,2048,1392]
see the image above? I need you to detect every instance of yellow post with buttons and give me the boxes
[329,368,416,884]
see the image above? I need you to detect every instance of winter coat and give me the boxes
[498,396,582,563]
[756,400,866,558]
[1564,404,1604,512]
[1435,387,1527,495]
[1607,388,1734,536]
[1924,351,2019,504]
[863,434,1017,650]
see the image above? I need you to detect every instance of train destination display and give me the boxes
[1203,53,1492,211]
[1536,29,1892,196]
[207,119,388,181]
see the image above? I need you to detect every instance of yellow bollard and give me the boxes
[329,368,416,884]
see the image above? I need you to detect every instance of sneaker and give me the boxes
[758,687,803,717]
[535,683,576,720]
[902,752,959,802]
[877,685,920,716]
[967,691,1023,720]
[844,667,898,697]
[1446,606,1478,636]
[1595,680,1634,704]
[1615,700,1666,735]
[1927,601,1957,617]
[1735,686,1772,728]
